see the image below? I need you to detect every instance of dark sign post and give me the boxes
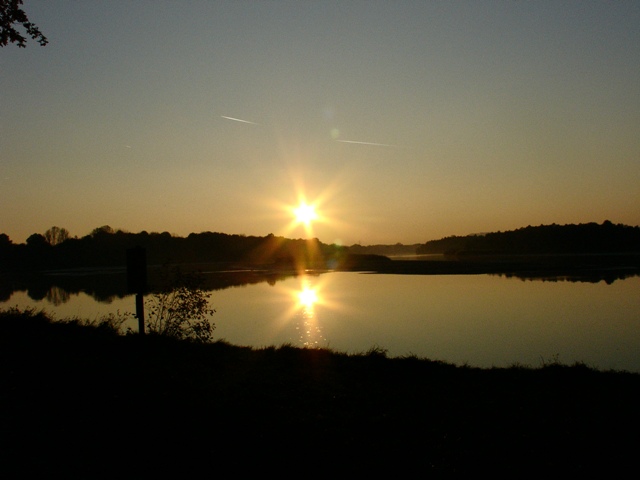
[126,246,147,335]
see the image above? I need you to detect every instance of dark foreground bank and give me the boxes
[1,310,639,476]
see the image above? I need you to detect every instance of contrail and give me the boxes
[221,115,259,125]
[336,139,396,147]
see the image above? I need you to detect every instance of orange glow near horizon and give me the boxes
[256,162,357,244]
[269,182,329,240]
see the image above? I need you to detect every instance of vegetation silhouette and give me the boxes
[2,221,639,303]
[2,221,638,274]
[0,266,304,305]
[1,307,639,475]
[0,227,350,272]
[0,0,47,48]
[143,266,216,342]
[417,220,640,255]
[43,226,69,246]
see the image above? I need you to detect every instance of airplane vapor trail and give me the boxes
[336,139,396,147]
[221,115,259,125]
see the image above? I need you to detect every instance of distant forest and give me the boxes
[1,221,639,272]
[0,226,348,272]
[416,221,640,255]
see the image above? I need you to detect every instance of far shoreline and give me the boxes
[335,252,640,281]
[3,251,639,279]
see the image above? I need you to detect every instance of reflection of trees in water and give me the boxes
[14,273,128,304]
[4,270,300,304]
[494,271,639,284]
[194,271,298,292]
[46,286,71,306]
[0,283,14,302]
[27,284,48,301]
[7,268,637,304]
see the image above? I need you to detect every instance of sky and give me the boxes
[1,1,639,246]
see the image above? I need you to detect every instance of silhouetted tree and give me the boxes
[44,226,69,246]
[0,0,47,47]
[91,225,115,237]
[26,232,48,248]
[46,285,70,306]
[18,233,50,269]
[0,233,17,270]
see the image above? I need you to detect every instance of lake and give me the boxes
[3,271,640,372]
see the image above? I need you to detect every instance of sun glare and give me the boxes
[262,164,352,242]
[271,274,350,349]
[298,286,318,308]
[293,202,318,225]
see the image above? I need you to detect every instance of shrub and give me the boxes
[145,267,216,342]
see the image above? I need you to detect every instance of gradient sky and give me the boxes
[2,1,639,245]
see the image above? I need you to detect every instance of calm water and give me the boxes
[3,272,640,372]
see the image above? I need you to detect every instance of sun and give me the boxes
[263,166,352,241]
[293,202,318,225]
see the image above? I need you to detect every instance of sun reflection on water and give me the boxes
[298,286,318,308]
[294,279,325,348]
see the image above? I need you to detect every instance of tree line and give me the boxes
[3,220,639,272]
[0,226,348,272]
[416,221,640,255]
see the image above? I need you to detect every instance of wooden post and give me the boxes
[135,292,145,335]
[126,246,147,335]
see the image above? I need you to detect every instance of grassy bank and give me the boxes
[1,308,639,476]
